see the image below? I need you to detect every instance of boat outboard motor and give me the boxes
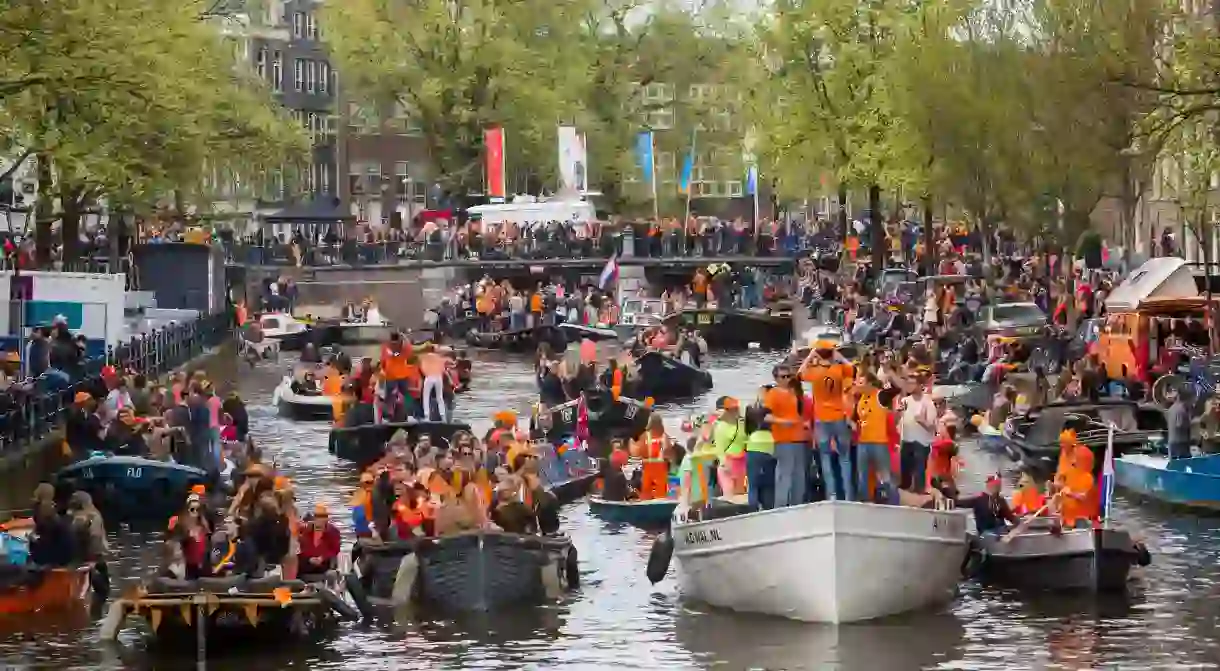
[647,532,674,584]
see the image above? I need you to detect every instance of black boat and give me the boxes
[665,307,793,350]
[534,392,651,448]
[328,420,472,466]
[353,532,578,612]
[1003,399,1166,474]
[972,518,1149,591]
[634,351,714,403]
[53,454,212,522]
[557,323,619,344]
[465,325,564,352]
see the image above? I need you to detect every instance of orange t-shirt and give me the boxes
[530,293,543,313]
[1010,487,1046,516]
[692,276,708,295]
[855,390,889,444]
[381,344,412,380]
[801,362,851,422]
[764,387,806,444]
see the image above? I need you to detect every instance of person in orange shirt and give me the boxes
[799,341,854,501]
[1055,447,1097,528]
[381,332,415,419]
[691,271,709,308]
[631,415,670,500]
[853,374,897,504]
[763,364,809,506]
[1010,471,1046,516]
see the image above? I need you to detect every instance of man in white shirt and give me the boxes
[897,379,937,493]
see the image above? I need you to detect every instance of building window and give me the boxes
[306,162,317,194]
[318,62,330,95]
[726,180,744,198]
[320,162,331,195]
[294,59,305,92]
[255,47,267,79]
[306,60,316,93]
[388,102,420,135]
[292,12,305,39]
[271,51,282,92]
[348,102,377,134]
[306,13,318,40]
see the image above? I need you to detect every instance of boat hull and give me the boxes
[538,393,651,447]
[558,323,619,344]
[415,532,575,612]
[328,421,472,466]
[668,309,793,350]
[673,500,968,623]
[53,456,210,521]
[635,352,713,403]
[466,326,564,352]
[1114,453,1220,509]
[589,497,677,528]
[0,565,91,615]
[273,380,334,421]
[976,526,1140,591]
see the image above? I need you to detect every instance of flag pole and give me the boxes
[650,133,660,224]
[683,127,697,226]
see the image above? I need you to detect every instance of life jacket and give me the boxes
[611,368,624,400]
[640,433,666,461]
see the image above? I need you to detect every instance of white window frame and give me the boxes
[255,47,267,79]
[306,60,316,93]
[318,62,330,94]
[292,12,305,39]
[294,58,305,92]
[271,51,283,92]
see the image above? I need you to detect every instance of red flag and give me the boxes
[575,395,590,451]
[484,127,506,198]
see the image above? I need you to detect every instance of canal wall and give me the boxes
[0,339,239,515]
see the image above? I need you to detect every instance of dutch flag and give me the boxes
[598,254,619,290]
[1100,423,1116,525]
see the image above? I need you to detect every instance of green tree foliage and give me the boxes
[321,0,589,198]
[0,0,308,265]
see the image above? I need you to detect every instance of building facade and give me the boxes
[336,100,432,229]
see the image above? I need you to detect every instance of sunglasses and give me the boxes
[188,506,200,514]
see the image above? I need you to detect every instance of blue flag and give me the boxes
[635,131,655,185]
[679,151,694,194]
[746,165,759,196]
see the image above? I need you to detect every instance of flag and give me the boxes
[635,131,655,185]
[598,254,619,289]
[746,165,759,196]
[1100,423,1116,525]
[679,150,694,194]
[575,395,590,451]
[484,127,506,198]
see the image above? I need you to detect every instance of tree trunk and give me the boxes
[868,184,883,278]
[922,195,935,276]
[33,153,54,269]
[109,211,123,275]
[61,191,81,271]
[837,184,848,246]
[173,189,187,224]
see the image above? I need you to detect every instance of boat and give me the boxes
[1003,399,1166,474]
[1113,452,1220,509]
[557,322,619,344]
[272,377,334,421]
[662,500,969,623]
[465,325,563,352]
[0,530,105,616]
[328,420,472,466]
[351,531,578,612]
[53,455,211,522]
[634,351,713,404]
[972,518,1149,591]
[258,312,311,351]
[615,297,667,340]
[308,307,395,347]
[665,307,793,350]
[533,441,599,505]
[535,392,651,446]
[588,497,678,528]
[100,575,354,646]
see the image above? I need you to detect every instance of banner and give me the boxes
[484,127,506,198]
[557,126,587,192]
[635,131,655,185]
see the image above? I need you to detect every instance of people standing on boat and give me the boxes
[631,415,671,500]
[676,329,707,369]
[25,483,74,567]
[419,344,448,422]
[1167,384,1194,459]
[167,493,212,579]
[1054,447,1098,528]
[954,474,1019,535]
[67,491,107,563]
[798,342,854,502]
[853,375,897,504]
[713,397,747,496]
[380,333,417,420]
[597,448,635,502]
[744,391,776,509]
[897,376,936,494]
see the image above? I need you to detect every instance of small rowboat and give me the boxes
[588,497,678,528]
[0,564,95,616]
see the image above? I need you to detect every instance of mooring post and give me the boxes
[195,597,206,669]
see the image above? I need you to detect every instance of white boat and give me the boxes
[259,312,309,341]
[272,376,334,421]
[332,306,394,345]
[671,500,969,623]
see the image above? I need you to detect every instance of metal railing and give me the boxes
[0,311,232,454]
[223,227,816,268]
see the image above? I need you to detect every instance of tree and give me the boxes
[322,0,590,200]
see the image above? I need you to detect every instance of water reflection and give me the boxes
[7,348,1220,668]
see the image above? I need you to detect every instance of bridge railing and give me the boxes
[224,228,814,267]
[0,311,231,455]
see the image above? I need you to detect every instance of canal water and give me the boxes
[3,349,1220,669]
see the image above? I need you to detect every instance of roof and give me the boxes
[1106,257,1198,312]
[263,198,354,225]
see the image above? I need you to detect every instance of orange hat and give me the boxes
[313,503,329,517]
[1059,429,1078,445]
[718,397,740,411]
[74,391,92,405]
[190,484,206,496]
[273,476,290,491]
[493,410,518,426]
